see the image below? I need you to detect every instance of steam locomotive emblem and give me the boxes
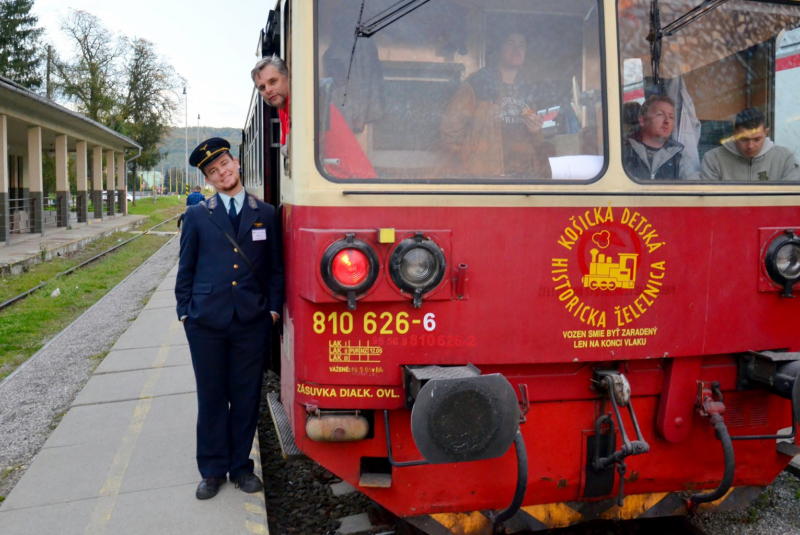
[582,248,639,290]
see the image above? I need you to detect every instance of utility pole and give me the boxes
[183,86,189,187]
[46,45,53,100]
[196,114,200,185]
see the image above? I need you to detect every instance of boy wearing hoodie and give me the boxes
[701,108,800,181]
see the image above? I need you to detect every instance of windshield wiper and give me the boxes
[356,0,432,37]
[648,0,732,84]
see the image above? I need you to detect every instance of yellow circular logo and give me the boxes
[551,204,667,336]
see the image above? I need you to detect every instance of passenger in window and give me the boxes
[700,108,800,181]
[622,95,692,180]
[440,30,552,178]
[251,55,376,179]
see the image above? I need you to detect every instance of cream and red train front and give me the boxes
[270,0,800,532]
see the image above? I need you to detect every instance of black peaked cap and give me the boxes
[189,137,231,169]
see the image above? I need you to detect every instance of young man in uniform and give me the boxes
[175,137,284,499]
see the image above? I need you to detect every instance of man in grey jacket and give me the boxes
[622,95,693,180]
[701,108,800,181]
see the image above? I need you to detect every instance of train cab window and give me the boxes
[619,0,800,183]
[314,0,606,183]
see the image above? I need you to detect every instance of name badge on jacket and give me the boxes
[252,229,267,241]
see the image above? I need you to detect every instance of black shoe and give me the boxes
[232,473,263,493]
[196,477,226,500]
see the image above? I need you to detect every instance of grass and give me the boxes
[127,194,186,224]
[0,233,171,380]
[0,198,186,381]
[0,233,148,303]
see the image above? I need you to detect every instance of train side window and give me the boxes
[314,0,606,183]
[618,0,800,183]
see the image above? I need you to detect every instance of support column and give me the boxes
[9,155,17,208]
[28,126,43,235]
[93,145,103,220]
[55,134,69,228]
[21,154,29,211]
[76,141,88,223]
[106,149,115,216]
[116,153,126,215]
[0,116,9,241]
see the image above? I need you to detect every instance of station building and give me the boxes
[0,75,140,243]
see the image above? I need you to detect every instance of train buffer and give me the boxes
[0,263,269,534]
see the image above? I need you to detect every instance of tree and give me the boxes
[52,11,182,204]
[118,38,183,203]
[54,10,123,123]
[0,0,43,90]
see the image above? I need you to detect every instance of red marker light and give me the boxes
[332,248,369,287]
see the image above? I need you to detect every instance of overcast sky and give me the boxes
[33,0,271,128]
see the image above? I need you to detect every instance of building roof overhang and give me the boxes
[0,75,140,155]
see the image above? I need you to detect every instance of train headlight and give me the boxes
[776,243,800,279]
[332,249,370,287]
[321,234,379,309]
[399,248,438,287]
[765,230,800,298]
[389,233,446,308]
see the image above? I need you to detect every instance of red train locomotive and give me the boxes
[242,0,800,532]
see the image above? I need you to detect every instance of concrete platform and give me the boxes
[0,263,270,535]
[0,214,148,275]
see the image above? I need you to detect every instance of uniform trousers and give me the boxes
[184,312,269,479]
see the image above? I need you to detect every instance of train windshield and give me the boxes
[619,0,800,183]
[314,0,605,182]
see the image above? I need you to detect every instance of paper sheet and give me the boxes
[549,155,604,180]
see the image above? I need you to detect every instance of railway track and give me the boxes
[0,214,180,313]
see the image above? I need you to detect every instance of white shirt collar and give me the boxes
[217,189,246,215]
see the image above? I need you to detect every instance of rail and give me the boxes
[0,214,181,313]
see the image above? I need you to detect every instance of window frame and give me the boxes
[312,0,610,186]
[616,0,800,186]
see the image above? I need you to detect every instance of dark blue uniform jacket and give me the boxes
[175,193,285,330]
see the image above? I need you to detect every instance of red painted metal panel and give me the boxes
[292,390,790,516]
[657,357,703,442]
[286,205,800,385]
[279,202,800,516]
